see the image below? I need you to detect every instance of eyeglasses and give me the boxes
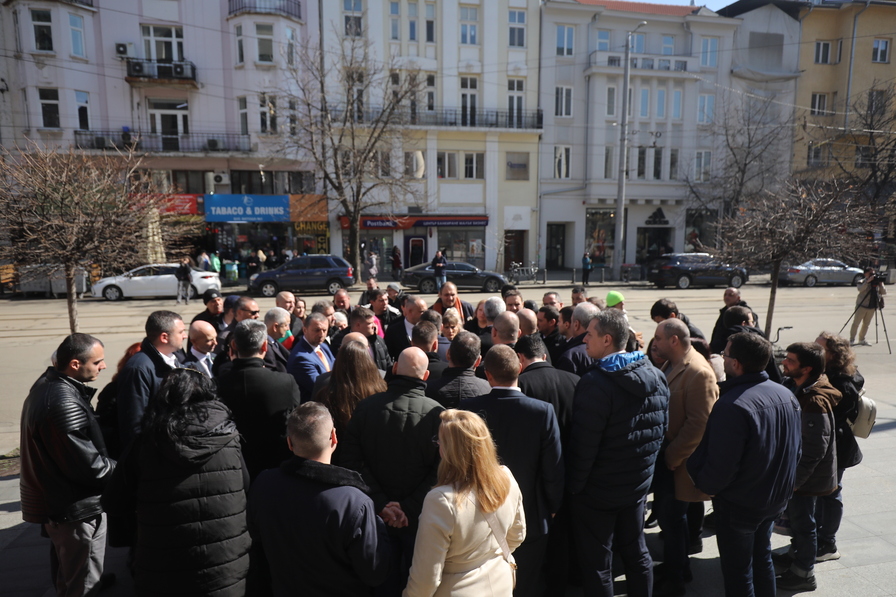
[431,435,440,447]
[722,352,735,360]
[241,309,260,316]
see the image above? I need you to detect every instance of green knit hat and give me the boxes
[606,291,625,307]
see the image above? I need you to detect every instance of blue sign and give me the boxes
[204,194,290,222]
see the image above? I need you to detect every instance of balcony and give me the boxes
[125,59,198,87]
[74,130,253,153]
[588,51,696,77]
[228,0,301,20]
[328,106,544,130]
[58,0,94,6]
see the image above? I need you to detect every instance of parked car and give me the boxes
[401,261,506,294]
[92,264,220,301]
[778,259,864,287]
[647,253,748,289]
[249,254,355,297]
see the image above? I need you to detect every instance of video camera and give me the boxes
[868,265,888,286]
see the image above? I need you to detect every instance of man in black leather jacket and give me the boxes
[20,333,116,596]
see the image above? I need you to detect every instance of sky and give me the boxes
[644,0,732,12]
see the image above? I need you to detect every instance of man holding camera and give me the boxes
[849,268,886,346]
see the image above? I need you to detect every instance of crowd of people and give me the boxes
[19,277,872,597]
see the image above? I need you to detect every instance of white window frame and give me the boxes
[656,88,666,118]
[554,86,573,117]
[640,89,649,118]
[556,25,574,57]
[810,92,830,116]
[509,10,525,48]
[701,37,719,67]
[604,146,614,179]
[260,93,277,133]
[554,146,571,179]
[632,32,645,54]
[31,9,53,53]
[238,97,248,135]
[662,35,674,56]
[426,74,436,111]
[697,94,714,124]
[670,148,679,180]
[256,23,274,63]
[808,144,828,167]
[872,38,890,63]
[597,29,610,52]
[38,88,60,128]
[390,2,399,40]
[437,151,458,179]
[408,3,418,42]
[464,152,485,180]
[425,3,435,43]
[235,25,244,64]
[75,90,89,130]
[695,150,712,181]
[460,6,478,45]
[142,25,184,61]
[653,147,663,180]
[344,0,363,37]
[637,147,647,179]
[606,86,616,116]
[672,89,682,119]
[815,41,831,64]
[404,150,425,179]
[286,27,296,66]
[69,13,85,58]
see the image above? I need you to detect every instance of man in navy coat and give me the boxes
[287,312,335,402]
[461,344,564,597]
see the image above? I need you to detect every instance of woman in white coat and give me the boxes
[404,409,526,597]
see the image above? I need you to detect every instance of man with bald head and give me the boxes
[276,291,303,337]
[333,288,352,314]
[462,345,564,597]
[384,294,429,360]
[183,320,218,377]
[651,318,719,594]
[518,308,538,337]
[342,346,444,594]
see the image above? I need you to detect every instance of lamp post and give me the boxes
[612,20,647,281]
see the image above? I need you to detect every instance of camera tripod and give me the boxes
[839,278,891,354]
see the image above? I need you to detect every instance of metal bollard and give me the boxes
[542,268,547,284]
[571,268,576,284]
[600,268,605,283]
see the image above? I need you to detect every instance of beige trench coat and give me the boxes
[664,346,719,502]
[403,467,526,597]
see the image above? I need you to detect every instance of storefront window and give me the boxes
[585,208,624,266]
[438,228,486,270]
[342,233,394,276]
[685,208,718,252]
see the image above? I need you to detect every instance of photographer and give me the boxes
[849,268,886,346]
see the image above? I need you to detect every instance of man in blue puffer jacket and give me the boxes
[568,309,670,597]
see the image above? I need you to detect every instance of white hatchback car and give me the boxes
[92,264,221,301]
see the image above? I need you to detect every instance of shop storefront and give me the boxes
[585,207,625,267]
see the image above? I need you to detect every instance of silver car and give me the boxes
[778,259,864,287]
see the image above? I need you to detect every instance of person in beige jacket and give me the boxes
[651,318,719,596]
[404,409,526,597]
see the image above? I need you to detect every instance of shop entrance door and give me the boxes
[546,224,565,269]
[406,236,426,267]
[503,231,526,271]
[636,227,674,279]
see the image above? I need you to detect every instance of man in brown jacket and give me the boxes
[651,318,719,596]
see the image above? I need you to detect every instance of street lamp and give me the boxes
[612,20,647,281]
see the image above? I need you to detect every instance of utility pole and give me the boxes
[612,21,647,281]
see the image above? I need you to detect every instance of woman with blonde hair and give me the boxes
[404,409,526,597]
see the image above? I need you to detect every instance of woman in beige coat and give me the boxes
[404,409,526,597]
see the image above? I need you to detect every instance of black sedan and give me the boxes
[401,261,506,294]
[647,253,748,289]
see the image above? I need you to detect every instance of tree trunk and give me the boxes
[764,259,782,338]
[65,262,79,334]
[348,213,362,284]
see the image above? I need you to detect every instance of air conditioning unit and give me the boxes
[213,172,230,185]
[173,63,186,77]
[115,43,129,57]
[206,138,222,151]
[93,136,113,150]
[129,61,145,75]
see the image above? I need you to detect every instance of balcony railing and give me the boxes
[228,0,302,20]
[74,130,252,153]
[60,0,94,6]
[327,106,543,130]
[125,59,197,82]
[591,51,691,73]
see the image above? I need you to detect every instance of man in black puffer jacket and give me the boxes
[568,310,669,597]
[341,347,444,594]
[20,334,116,597]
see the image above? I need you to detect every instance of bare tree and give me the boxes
[715,178,873,335]
[0,142,196,332]
[280,31,424,282]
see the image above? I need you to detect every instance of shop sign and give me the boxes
[205,195,290,222]
[339,215,489,230]
[294,221,330,234]
[645,208,669,226]
[161,194,200,215]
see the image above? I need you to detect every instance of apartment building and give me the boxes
[539,0,739,273]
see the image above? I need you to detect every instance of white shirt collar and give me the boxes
[491,385,520,391]
[160,351,179,368]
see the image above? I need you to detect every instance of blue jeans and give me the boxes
[816,468,844,545]
[655,458,691,582]
[571,494,653,597]
[786,495,818,574]
[436,274,446,291]
[712,498,777,597]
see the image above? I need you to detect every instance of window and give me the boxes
[426,3,435,42]
[872,39,890,63]
[408,3,418,41]
[38,88,60,128]
[556,25,574,56]
[286,27,296,66]
[348,70,365,121]
[390,2,399,40]
[640,89,649,118]
[460,76,478,126]
[256,24,274,62]
[260,93,277,133]
[426,74,435,111]
[658,59,670,70]
[656,89,666,118]
[554,86,572,117]
[637,147,647,179]
[509,10,525,47]
[695,150,712,181]
[698,94,714,123]
[238,97,248,134]
[404,151,425,178]
[606,86,616,116]
[75,91,89,130]
[508,79,524,127]
[670,148,679,180]
[855,146,873,168]
[344,0,363,37]
[235,25,244,64]
[672,89,682,119]
[172,171,205,194]
[653,148,663,180]
[506,152,529,180]
[288,99,297,135]
[460,7,478,45]
[868,89,886,115]
[69,14,85,58]
[811,93,830,116]
[632,32,645,54]
[376,151,391,177]
[437,152,457,178]
[701,37,718,67]
[554,146,571,178]
[662,35,674,56]
[815,41,831,64]
[808,145,828,167]
[31,10,53,52]
[597,30,610,52]
[604,147,614,179]
[142,25,183,61]
[464,152,485,179]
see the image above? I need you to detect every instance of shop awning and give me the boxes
[339,214,489,230]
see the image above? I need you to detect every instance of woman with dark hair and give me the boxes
[95,342,142,459]
[103,369,251,597]
[315,342,387,463]
[463,299,490,334]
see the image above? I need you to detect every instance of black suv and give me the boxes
[647,253,748,289]
[249,254,355,297]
